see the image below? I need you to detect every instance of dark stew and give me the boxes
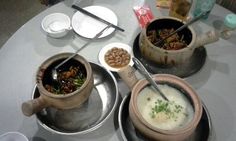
[147,28,188,50]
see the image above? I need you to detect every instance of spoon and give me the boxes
[47,21,72,33]
[52,24,112,81]
[132,57,169,101]
[156,10,211,47]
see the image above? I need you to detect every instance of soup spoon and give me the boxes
[132,57,169,101]
[46,21,72,33]
[52,24,112,81]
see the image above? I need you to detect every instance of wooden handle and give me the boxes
[117,66,139,89]
[21,96,48,117]
[195,30,220,48]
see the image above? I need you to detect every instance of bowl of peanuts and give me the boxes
[98,42,134,72]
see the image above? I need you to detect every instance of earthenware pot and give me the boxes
[22,53,93,116]
[118,67,202,141]
[139,17,219,65]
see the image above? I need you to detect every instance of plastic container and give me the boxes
[193,0,216,19]
[221,14,236,39]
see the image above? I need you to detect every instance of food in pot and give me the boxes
[45,66,86,94]
[137,84,194,130]
[104,47,131,68]
[147,28,188,50]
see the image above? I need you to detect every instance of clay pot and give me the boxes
[139,17,219,65]
[22,53,94,116]
[118,67,202,141]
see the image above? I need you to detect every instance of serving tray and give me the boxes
[33,62,119,135]
[118,94,213,141]
[133,34,207,78]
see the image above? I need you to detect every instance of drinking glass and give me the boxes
[193,0,216,19]
[169,0,192,21]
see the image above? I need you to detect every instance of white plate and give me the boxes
[98,42,134,72]
[72,6,118,38]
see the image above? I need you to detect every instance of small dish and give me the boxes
[72,6,118,38]
[98,42,134,72]
[41,13,71,38]
[0,132,28,141]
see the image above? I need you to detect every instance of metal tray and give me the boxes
[133,34,207,78]
[33,62,119,135]
[118,94,213,141]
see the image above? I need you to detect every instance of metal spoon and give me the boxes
[52,24,112,81]
[156,10,211,47]
[132,57,169,101]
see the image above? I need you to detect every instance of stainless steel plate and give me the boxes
[133,34,207,78]
[33,62,119,135]
[118,94,213,141]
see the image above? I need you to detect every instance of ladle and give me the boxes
[132,57,169,101]
[52,24,112,81]
[156,10,210,47]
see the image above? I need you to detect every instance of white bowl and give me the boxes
[41,13,71,38]
[0,132,28,141]
[98,42,134,72]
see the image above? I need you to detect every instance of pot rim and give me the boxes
[142,17,197,53]
[36,52,93,98]
[130,74,202,135]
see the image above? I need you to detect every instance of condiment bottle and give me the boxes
[221,14,236,39]
[193,0,216,19]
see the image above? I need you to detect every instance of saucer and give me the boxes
[72,6,118,38]
[133,34,207,78]
[118,94,213,141]
[98,42,134,72]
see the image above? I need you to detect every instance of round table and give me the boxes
[0,0,235,141]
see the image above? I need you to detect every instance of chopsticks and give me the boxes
[72,5,125,32]
[54,24,112,70]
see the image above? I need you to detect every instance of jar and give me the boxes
[169,0,192,21]
[193,0,216,19]
[221,14,236,39]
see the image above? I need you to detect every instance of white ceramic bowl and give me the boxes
[41,13,71,38]
[0,132,28,141]
[98,42,134,72]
